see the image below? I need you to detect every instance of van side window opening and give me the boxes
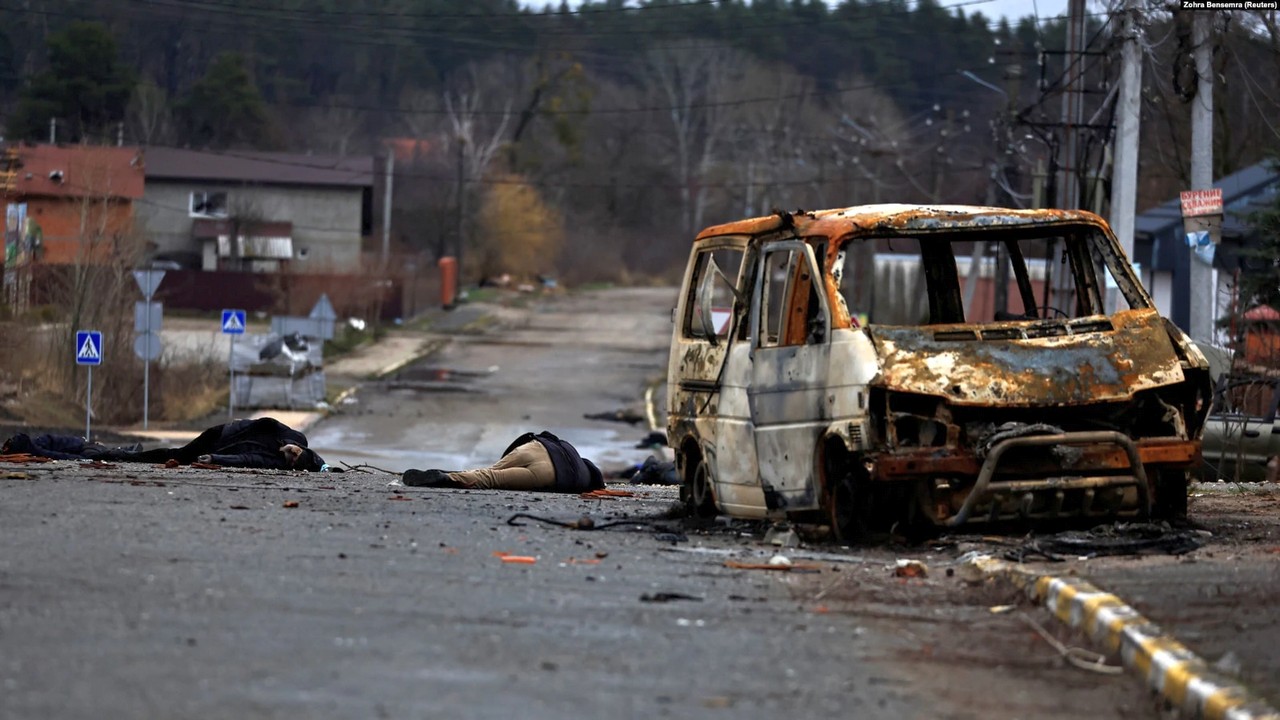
[758,248,825,348]
[684,247,744,341]
[759,250,795,347]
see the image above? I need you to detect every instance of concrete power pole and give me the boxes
[381,151,394,268]
[1189,13,1215,342]
[1049,0,1088,312]
[1060,0,1088,211]
[1108,0,1143,304]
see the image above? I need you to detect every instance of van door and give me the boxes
[747,240,831,511]
[669,239,769,517]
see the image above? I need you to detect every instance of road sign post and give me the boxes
[133,270,165,430]
[221,309,246,420]
[134,300,163,429]
[75,330,102,441]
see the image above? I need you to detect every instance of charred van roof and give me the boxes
[694,204,1106,242]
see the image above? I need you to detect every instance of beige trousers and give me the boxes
[448,440,556,490]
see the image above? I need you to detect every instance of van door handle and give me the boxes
[1244,429,1260,438]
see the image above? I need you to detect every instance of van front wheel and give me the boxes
[682,455,717,518]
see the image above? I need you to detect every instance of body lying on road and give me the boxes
[1,417,331,471]
[402,430,603,492]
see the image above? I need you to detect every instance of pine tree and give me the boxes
[6,22,135,143]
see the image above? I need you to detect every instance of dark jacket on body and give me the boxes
[106,418,325,470]
[502,431,604,492]
[2,418,325,470]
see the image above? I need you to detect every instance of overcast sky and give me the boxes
[978,0,1070,23]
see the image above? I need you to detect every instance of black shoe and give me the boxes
[402,468,459,487]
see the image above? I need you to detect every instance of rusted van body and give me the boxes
[666,205,1210,538]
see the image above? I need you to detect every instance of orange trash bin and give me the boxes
[438,256,457,309]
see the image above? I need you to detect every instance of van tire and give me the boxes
[1152,469,1189,521]
[828,472,863,544]
[680,453,717,518]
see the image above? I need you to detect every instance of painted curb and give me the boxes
[965,554,1280,720]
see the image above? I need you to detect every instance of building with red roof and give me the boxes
[1,143,145,265]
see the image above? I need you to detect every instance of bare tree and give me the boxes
[42,148,148,424]
[435,62,513,281]
[640,41,745,235]
[127,81,175,146]
[400,87,439,139]
[827,76,925,204]
[724,59,831,216]
[300,97,365,156]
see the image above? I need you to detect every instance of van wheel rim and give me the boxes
[690,461,714,516]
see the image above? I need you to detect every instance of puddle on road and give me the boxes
[383,365,502,394]
[396,366,499,381]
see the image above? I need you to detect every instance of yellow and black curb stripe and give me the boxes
[965,554,1280,720]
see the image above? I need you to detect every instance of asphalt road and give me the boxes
[0,287,1231,719]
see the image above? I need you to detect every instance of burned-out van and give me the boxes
[666,205,1210,539]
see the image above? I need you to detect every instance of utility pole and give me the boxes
[1040,0,1090,314]
[1108,0,1143,312]
[455,136,467,285]
[1189,13,1215,342]
[381,151,394,268]
[1059,0,1088,211]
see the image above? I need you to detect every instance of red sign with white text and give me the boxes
[1179,188,1223,218]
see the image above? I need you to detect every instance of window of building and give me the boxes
[190,191,228,218]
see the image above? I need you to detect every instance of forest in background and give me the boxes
[2,0,1279,282]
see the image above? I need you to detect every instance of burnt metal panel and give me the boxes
[867,309,1185,407]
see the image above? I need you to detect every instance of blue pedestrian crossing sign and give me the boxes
[75,331,103,366]
[221,309,247,335]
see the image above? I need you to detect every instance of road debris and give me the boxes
[80,460,117,469]
[497,553,537,565]
[4,471,30,479]
[1019,612,1122,675]
[579,488,635,499]
[724,558,821,573]
[894,559,929,578]
[640,592,701,603]
[0,453,53,464]
[764,523,801,548]
[283,500,299,508]
[583,408,645,425]
[623,455,678,485]
[1006,522,1204,561]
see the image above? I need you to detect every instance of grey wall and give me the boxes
[136,181,366,271]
